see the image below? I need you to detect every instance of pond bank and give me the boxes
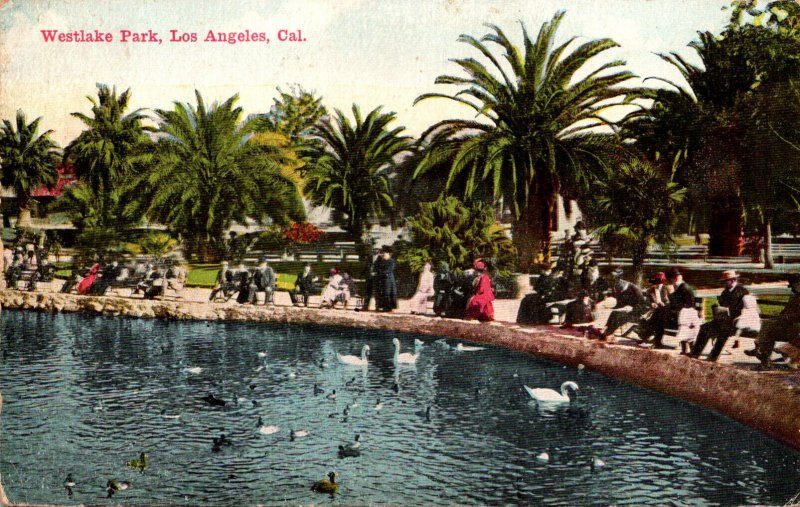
[1,289,800,458]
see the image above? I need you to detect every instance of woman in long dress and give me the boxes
[465,259,494,322]
[321,268,344,308]
[411,262,434,315]
[77,263,101,295]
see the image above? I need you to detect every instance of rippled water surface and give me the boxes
[2,310,800,506]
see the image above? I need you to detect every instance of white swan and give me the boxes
[393,338,419,364]
[338,345,370,366]
[524,381,579,403]
[456,343,485,352]
[259,425,281,435]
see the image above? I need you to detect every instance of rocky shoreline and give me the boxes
[1,288,800,503]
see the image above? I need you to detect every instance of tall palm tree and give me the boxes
[304,105,413,243]
[413,11,634,272]
[63,84,152,226]
[0,110,60,227]
[129,91,305,262]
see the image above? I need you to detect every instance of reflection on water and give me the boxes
[1,310,800,506]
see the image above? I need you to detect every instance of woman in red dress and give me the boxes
[77,263,101,295]
[465,259,494,322]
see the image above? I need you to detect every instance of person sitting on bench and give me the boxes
[209,261,236,302]
[649,268,696,349]
[290,263,318,307]
[563,290,596,327]
[745,273,800,369]
[688,270,749,361]
[601,267,647,339]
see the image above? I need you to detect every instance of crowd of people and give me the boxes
[58,258,188,299]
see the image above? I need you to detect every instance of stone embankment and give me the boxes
[2,289,800,457]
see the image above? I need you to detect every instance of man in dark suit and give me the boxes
[689,270,749,361]
[601,267,648,339]
[209,261,235,302]
[651,268,696,349]
[359,247,381,311]
[290,263,317,307]
[252,259,277,305]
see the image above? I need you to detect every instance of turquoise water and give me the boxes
[1,310,800,506]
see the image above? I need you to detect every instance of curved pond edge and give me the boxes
[2,289,800,507]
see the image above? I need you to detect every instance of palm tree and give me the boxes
[304,105,413,244]
[0,110,60,227]
[63,84,152,226]
[413,11,634,272]
[129,91,305,262]
[586,158,686,285]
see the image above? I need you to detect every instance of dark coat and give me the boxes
[375,257,397,310]
[613,282,647,310]
[295,271,316,293]
[669,282,696,312]
[254,266,276,292]
[717,283,749,320]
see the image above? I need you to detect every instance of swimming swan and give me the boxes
[338,345,370,366]
[456,343,485,352]
[393,338,419,364]
[524,381,579,403]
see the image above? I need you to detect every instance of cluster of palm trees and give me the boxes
[1,7,800,277]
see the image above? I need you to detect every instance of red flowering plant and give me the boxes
[282,222,325,246]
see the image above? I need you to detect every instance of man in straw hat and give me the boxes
[745,273,800,369]
[688,270,749,360]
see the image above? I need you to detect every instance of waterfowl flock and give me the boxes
[55,336,604,502]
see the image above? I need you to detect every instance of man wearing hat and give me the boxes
[745,273,800,368]
[290,263,318,307]
[688,270,749,360]
[209,261,235,302]
[518,261,560,324]
[252,258,277,305]
[375,246,397,312]
[359,247,382,311]
[600,267,647,339]
[649,268,696,348]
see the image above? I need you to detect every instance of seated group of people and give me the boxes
[208,259,277,305]
[428,259,495,322]
[61,258,187,299]
[4,244,54,290]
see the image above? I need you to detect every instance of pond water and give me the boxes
[1,310,800,506]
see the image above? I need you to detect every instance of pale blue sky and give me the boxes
[0,0,731,146]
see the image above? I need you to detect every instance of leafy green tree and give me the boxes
[130,91,305,262]
[63,84,152,227]
[0,110,60,227]
[251,84,328,145]
[413,11,633,272]
[399,196,517,273]
[304,105,413,243]
[585,158,686,285]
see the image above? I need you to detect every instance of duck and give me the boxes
[290,429,309,441]
[257,351,267,358]
[106,480,131,498]
[314,384,325,396]
[326,389,337,400]
[338,435,362,458]
[393,338,419,364]
[338,345,370,366]
[201,394,226,407]
[392,382,400,393]
[524,381,579,403]
[590,457,606,472]
[259,425,281,435]
[374,398,384,411]
[126,452,149,473]
[181,366,203,375]
[536,452,550,463]
[160,408,181,419]
[213,434,233,447]
[64,474,75,497]
[456,342,485,352]
[416,406,432,421]
[311,472,339,494]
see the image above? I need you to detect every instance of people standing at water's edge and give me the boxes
[411,262,435,315]
[375,246,397,312]
[465,259,494,322]
[689,270,749,361]
[290,263,317,307]
[360,247,381,311]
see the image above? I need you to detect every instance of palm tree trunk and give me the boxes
[512,206,539,274]
[17,195,32,228]
[631,241,648,286]
[512,191,557,274]
[764,219,774,269]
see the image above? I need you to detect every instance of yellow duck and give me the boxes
[311,471,338,494]
[126,452,149,473]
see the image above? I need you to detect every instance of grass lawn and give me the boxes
[185,261,363,289]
